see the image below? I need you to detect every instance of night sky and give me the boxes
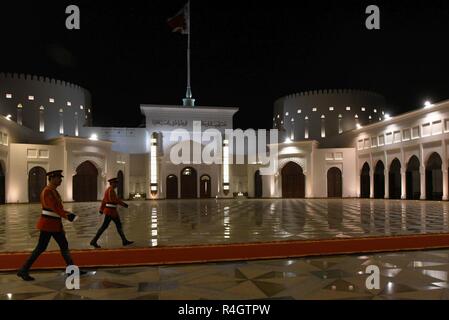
[1,0,449,129]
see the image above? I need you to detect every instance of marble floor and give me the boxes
[1,249,449,300]
[0,198,449,252]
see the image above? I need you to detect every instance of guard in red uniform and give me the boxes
[90,177,133,248]
[17,170,78,281]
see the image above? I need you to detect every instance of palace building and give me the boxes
[1,72,448,204]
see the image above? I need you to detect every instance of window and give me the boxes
[412,126,420,139]
[402,128,411,141]
[422,123,431,137]
[321,117,326,138]
[304,117,309,139]
[364,138,370,149]
[28,96,34,101]
[5,93,12,99]
[445,119,449,132]
[297,109,301,114]
[285,112,289,116]
[374,109,377,113]
[67,101,72,106]
[346,107,351,111]
[1,133,8,146]
[49,98,55,103]
[432,120,442,135]
[312,108,317,112]
[378,135,385,146]
[39,107,45,132]
[358,139,364,150]
[361,107,366,112]
[80,105,84,110]
[386,132,393,144]
[371,137,377,147]
[393,131,401,143]
[329,107,334,111]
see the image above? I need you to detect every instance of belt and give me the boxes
[106,203,117,208]
[41,209,61,220]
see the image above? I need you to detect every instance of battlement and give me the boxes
[275,89,385,105]
[0,72,88,91]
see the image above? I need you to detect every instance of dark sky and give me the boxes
[1,0,449,129]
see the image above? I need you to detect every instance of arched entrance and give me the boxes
[28,167,47,203]
[389,159,401,199]
[374,161,385,199]
[0,163,5,204]
[281,162,305,198]
[360,162,370,198]
[200,175,211,198]
[327,167,342,198]
[406,155,420,200]
[117,170,124,199]
[166,175,178,199]
[181,167,197,199]
[73,161,98,202]
[254,170,263,198]
[426,152,443,200]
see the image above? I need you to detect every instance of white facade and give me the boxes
[1,72,449,203]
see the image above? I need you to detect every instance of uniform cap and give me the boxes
[47,170,64,178]
[108,177,119,183]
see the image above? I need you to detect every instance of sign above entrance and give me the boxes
[152,120,228,128]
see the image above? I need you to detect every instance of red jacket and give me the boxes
[100,186,127,218]
[36,185,69,232]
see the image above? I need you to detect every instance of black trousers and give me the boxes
[20,231,74,272]
[92,215,127,243]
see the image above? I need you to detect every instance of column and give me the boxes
[401,168,407,199]
[420,166,426,200]
[370,169,374,198]
[443,168,448,200]
[384,167,389,199]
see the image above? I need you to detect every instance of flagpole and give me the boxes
[183,1,195,107]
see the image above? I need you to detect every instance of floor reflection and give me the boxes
[0,198,449,252]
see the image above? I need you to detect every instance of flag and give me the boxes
[167,2,189,35]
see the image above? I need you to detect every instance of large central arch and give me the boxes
[374,160,385,199]
[166,175,178,199]
[73,161,98,202]
[426,152,443,200]
[281,162,305,198]
[181,167,197,199]
[327,167,342,198]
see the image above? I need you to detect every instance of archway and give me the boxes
[0,163,5,204]
[426,152,443,200]
[374,161,385,199]
[166,175,178,199]
[117,170,124,199]
[28,166,46,203]
[73,161,98,202]
[327,167,342,198]
[254,170,263,198]
[281,162,305,198]
[181,167,197,199]
[200,175,211,198]
[406,156,420,200]
[360,162,370,198]
[389,159,401,199]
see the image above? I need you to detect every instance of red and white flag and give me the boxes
[167,2,190,35]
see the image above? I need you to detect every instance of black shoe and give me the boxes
[90,241,101,249]
[123,240,134,246]
[17,271,35,282]
[80,270,89,276]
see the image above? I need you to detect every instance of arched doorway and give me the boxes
[181,167,197,199]
[0,163,5,204]
[327,167,342,198]
[166,175,178,199]
[200,175,211,198]
[426,152,443,200]
[406,156,420,200]
[254,170,263,198]
[28,167,47,203]
[360,163,370,198]
[374,161,385,199]
[389,159,402,199]
[281,162,305,198]
[73,161,98,202]
[117,170,124,199]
